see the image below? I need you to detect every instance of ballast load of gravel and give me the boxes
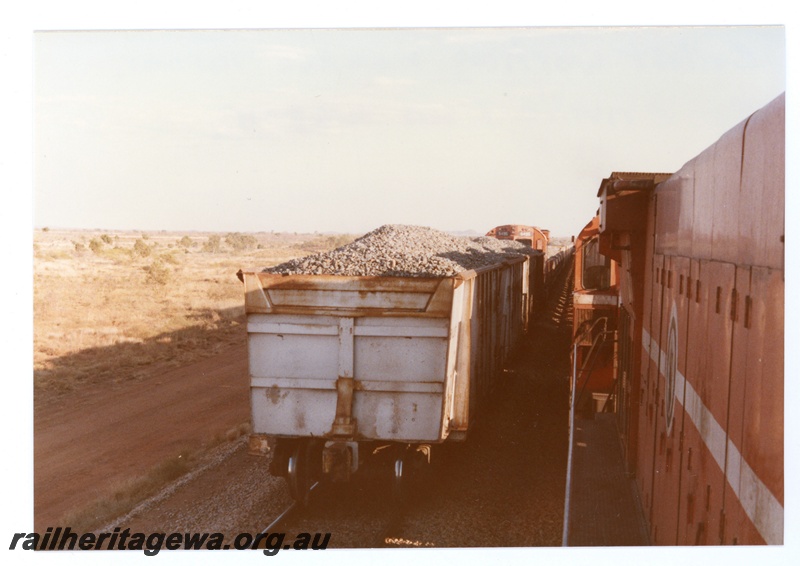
[263,224,541,278]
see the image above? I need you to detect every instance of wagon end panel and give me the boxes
[245,273,457,444]
[352,316,452,441]
[243,272,454,318]
[248,314,340,437]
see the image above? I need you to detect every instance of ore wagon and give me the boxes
[241,229,533,503]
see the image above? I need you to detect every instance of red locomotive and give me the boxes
[572,93,784,544]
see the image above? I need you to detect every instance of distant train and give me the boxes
[486,224,550,255]
[571,93,784,544]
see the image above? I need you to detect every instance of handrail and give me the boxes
[574,328,615,413]
[562,316,611,546]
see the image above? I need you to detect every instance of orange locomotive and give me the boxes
[486,224,558,321]
[486,224,549,255]
[574,93,784,544]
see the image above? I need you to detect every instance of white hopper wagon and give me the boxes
[240,255,530,503]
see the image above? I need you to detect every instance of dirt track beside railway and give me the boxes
[33,345,251,532]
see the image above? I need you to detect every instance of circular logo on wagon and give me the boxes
[664,302,678,435]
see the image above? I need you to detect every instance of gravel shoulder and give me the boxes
[116,439,291,540]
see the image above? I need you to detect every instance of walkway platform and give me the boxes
[566,413,650,546]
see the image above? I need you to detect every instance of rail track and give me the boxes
[256,469,423,549]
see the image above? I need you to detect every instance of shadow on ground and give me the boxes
[34,306,246,399]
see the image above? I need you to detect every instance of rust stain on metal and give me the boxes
[266,385,283,405]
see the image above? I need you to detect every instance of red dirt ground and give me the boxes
[33,345,250,532]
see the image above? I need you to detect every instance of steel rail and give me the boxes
[259,481,319,536]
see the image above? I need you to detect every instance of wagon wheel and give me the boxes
[286,442,313,508]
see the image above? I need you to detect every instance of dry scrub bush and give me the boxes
[143,258,171,285]
[89,238,104,253]
[202,235,221,253]
[225,232,258,251]
[133,238,152,257]
[159,252,180,265]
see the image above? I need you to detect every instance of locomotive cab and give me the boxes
[486,224,549,254]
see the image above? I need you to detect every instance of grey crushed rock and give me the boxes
[263,224,541,277]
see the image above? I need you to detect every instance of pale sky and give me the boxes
[33,25,785,237]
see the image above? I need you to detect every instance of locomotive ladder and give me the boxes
[572,317,615,414]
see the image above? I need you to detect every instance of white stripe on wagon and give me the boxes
[642,329,783,545]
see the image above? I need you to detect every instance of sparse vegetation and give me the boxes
[34,228,365,534]
[89,238,104,253]
[202,235,221,253]
[295,233,358,253]
[33,228,356,395]
[143,258,171,285]
[133,238,152,257]
[225,232,258,251]
[160,251,180,265]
